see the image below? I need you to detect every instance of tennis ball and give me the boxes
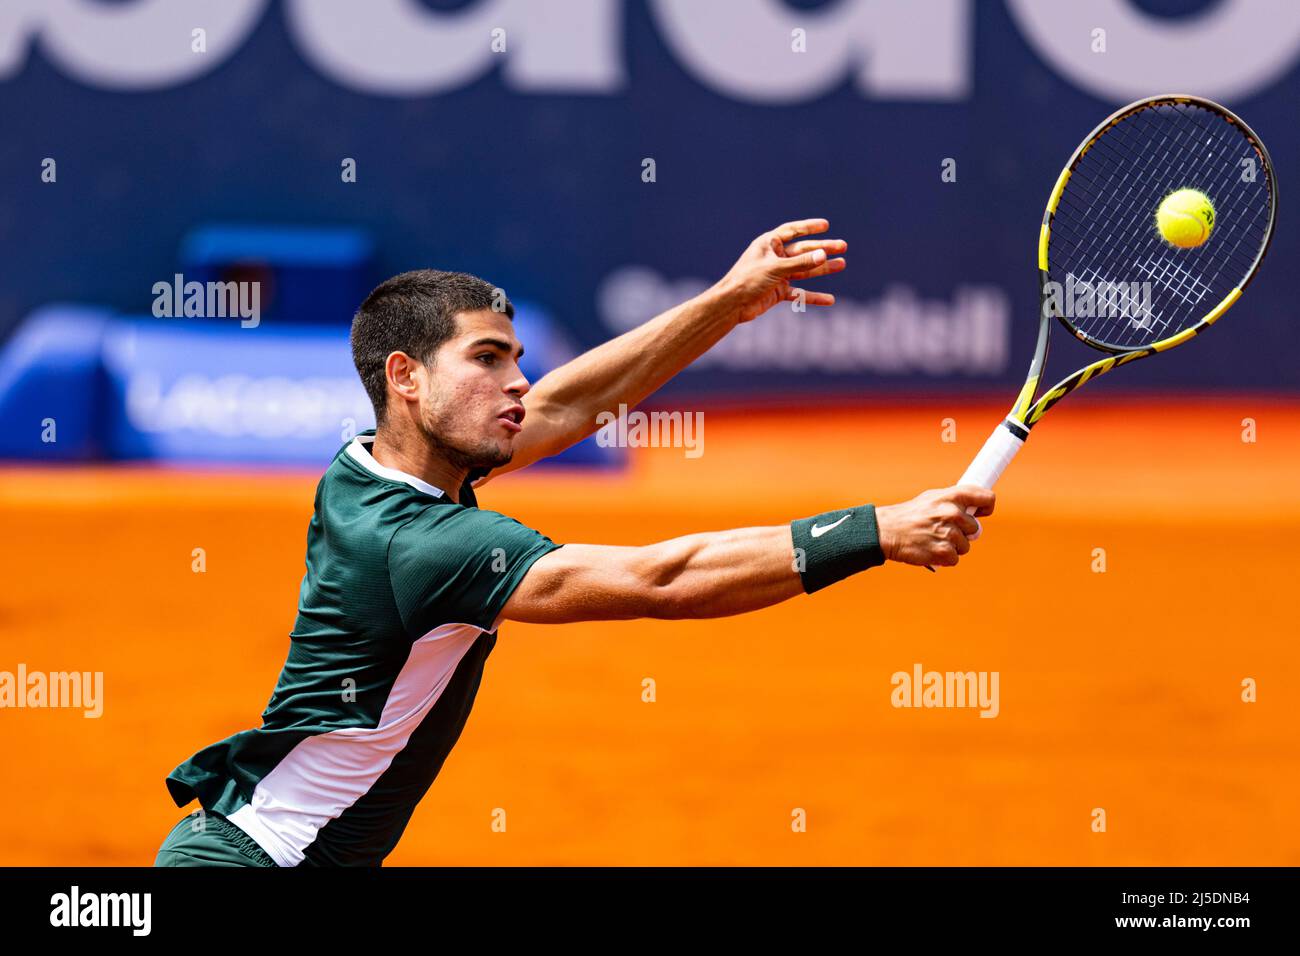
[1156,188,1215,248]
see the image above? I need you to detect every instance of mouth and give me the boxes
[495,405,525,434]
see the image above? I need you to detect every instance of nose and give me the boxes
[506,365,530,398]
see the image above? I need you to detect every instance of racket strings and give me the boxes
[1054,106,1268,346]
[1084,107,1268,284]
[1046,101,1272,351]
[1058,110,1261,339]
[1065,115,1192,270]
[1063,105,1264,282]
[1050,123,1198,342]
[1064,122,1208,333]
[1075,119,1255,296]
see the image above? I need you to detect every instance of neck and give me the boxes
[369,424,467,503]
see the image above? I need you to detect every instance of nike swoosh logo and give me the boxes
[810,514,852,538]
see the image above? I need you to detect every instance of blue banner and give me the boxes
[0,0,1296,397]
[0,304,618,466]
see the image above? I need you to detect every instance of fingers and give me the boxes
[784,256,847,281]
[950,507,981,537]
[777,238,847,279]
[949,484,996,515]
[773,218,830,242]
[786,289,835,307]
[931,544,961,567]
[938,507,975,559]
[937,529,973,564]
[776,248,848,281]
[924,489,993,568]
[778,247,829,275]
[784,238,847,257]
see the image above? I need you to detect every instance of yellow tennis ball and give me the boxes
[1156,188,1215,248]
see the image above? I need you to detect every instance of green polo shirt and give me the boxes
[165,431,560,866]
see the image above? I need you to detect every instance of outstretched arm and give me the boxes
[478,219,846,483]
[500,486,996,624]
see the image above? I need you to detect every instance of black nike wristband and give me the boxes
[790,505,887,594]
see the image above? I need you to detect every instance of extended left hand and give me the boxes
[716,218,847,324]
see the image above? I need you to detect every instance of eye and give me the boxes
[477,352,497,365]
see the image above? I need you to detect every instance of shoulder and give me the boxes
[390,500,548,557]
[386,501,561,633]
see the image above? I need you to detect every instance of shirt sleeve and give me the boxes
[387,506,562,635]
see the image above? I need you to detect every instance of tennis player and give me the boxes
[155,219,994,866]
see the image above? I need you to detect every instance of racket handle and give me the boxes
[959,419,1026,492]
[925,420,1024,570]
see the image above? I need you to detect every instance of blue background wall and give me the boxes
[1,0,1296,400]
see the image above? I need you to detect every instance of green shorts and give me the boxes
[154,810,279,867]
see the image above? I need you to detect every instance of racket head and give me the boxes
[1039,94,1277,355]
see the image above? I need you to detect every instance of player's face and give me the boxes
[417,309,529,472]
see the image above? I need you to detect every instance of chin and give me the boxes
[475,444,514,470]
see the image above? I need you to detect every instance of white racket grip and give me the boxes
[956,421,1024,540]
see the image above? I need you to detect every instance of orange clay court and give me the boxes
[1,398,1297,866]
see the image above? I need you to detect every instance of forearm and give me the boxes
[641,525,804,619]
[504,503,893,625]
[486,219,842,479]
[651,501,893,616]
[523,283,740,453]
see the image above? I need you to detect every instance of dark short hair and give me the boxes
[351,269,513,424]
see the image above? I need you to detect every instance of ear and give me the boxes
[384,351,423,408]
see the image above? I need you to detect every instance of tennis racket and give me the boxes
[940,93,1277,564]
